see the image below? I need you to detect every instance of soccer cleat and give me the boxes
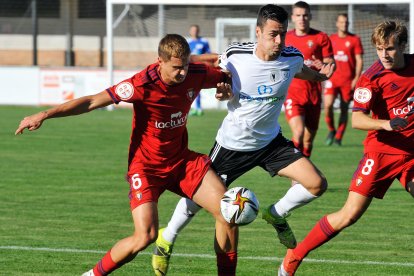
[262,205,297,249]
[278,249,303,276]
[152,228,174,276]
[333,138,342,146]
[81,269,94,276]
[325,130,336,146]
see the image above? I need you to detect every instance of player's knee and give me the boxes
[406,181,414,198]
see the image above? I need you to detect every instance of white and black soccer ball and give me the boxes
[220,187,259,226]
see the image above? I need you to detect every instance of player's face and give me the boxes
[158,56,190,85]
[336,15,349,33]
[376,37,406,70]
[256,19,287,60]
[189,26,199,38]
[291,7,311,33]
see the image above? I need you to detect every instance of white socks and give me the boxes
[271,183,317,218]
[162,197,202,243]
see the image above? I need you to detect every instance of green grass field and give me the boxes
[1,106,413,275]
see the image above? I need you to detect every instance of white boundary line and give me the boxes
[2,245,414,267]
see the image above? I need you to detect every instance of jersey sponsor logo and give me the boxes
[115,82,134,100]
[334,51,349,62]
[187,88,195,101]
[354,87,372,104]
[239,92,285,103]
[155,111,188,129]
[392,105,413,116]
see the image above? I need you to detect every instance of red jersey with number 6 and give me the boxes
[106,62,226,169]
[352,54,414,154]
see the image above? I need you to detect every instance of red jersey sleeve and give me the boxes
[354,36,364,55]
[106,72,148,104]
[321,33,334,59]
[352,75,375,114]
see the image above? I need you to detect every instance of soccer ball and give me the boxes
[220,187,259,226]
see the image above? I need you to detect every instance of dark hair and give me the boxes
[257,4,288,30]
[158,34,190,61]
[292,1,310,13]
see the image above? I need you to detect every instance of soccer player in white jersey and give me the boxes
[152,4,335,275]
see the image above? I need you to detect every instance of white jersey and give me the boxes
[216,42,303,151]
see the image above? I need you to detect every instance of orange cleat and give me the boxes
[278,249,303,276]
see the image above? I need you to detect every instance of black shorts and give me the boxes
[209,132,304,186]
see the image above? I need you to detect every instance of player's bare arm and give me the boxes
[15,91,113,135]
[294,63,335,82]
[351,54,364,90]
[351,111,408,132]
[190,53,220,67]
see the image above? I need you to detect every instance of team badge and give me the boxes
[270,69,289,83]
[356,176,363,186]
[345,41,351,47]
[307,40,314,48]
[354,87,372,104]
[187,88,195,101]
[115,82,134,100]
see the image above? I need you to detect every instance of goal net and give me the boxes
[106,0,413,108]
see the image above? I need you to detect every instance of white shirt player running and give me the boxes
[216,42,304,151]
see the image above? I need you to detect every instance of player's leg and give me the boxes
[260,136,324,249]
[192,168,239,276]
[302,103,321,157]
[334,86,353,145]
[286,115,305,152]
[278,192,372,276]
[84,202,159,276]
[323,84,336,145]
[284,97,305,152]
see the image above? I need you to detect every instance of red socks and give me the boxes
[92,250,119,276]
[294,216,339,259]
[217,251,237,276]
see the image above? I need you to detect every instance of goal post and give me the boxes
[106,0,414,88]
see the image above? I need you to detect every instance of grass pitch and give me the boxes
[1,106,413,275]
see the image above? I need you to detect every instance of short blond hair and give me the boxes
[158,34,190,61]
[371,20,407,47]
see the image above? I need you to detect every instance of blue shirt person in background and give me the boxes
[187,24,211,116]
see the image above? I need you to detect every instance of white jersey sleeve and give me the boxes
[216,44,303,151]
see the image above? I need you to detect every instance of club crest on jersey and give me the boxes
[270,69,289,83]
[115,82,134,100]
[354,87,372,104]
[187,88,195,101]
[345,41,351,47]
[307,40,314,48]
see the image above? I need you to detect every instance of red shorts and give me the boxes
[127,150,211,210]
[284,83,322,130]
[323,80,353,102]
[350,152,414,199]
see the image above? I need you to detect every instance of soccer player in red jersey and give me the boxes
[279,20,414,276]
[15,34,238,276]
[284,1,335,157]
[324,13,364,146]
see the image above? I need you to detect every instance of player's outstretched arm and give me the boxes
[15,91,113,135]
[294,63,335,82]
[190,53,220,67]
[351,111,408,132]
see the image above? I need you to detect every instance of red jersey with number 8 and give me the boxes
[352,54,414,154]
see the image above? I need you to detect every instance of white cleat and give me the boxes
[81,269,95,276]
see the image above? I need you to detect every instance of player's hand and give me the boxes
[389,117,409,131]
[15,112,47,135]
[311,55,323,70]
[319,63,335,80]
[215,82,233,101]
